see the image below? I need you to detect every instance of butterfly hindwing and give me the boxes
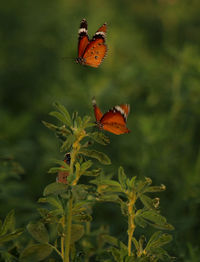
[102,123,130,135]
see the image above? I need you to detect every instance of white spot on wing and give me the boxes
[114,105,129,121]
[78,28,88,34]
[95,31,106,37]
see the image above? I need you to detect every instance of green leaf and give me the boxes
[119,199,128,216]
[82,116,93,129]
[108,247,121,262]
[89,132,110,145]
[72,214,92,223]
[60,134,76,152]
[0,228,23,244]
[79,149,111,165]
[135,178,152,195]
[49,111,69,125]
[20,243,53,262]
[147,247,171,260]
[70,224,84,244]
[98,179,121,188]
[97,194,119,202]
[144,184,166,193]
[145,231,173,251]
[102,235,127,250]
[39,196,63,211]
[27,221,49,243]
[43,182,68,196]
[132,237,139,253]
[51,159,70,170]
[135,210,147,228]
[48,167,69,174]
[54,102,72,126]
[81,160,92,172]
[0,210,15,235]
[129,176,137,189]
[42,121,58,131]
[83,168,101,176]
[141,210,166,224]
[140,211,174,230]
[118,167,127,190]
[139,195,157,210]
[67,172,76,184]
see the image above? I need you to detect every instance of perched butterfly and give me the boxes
[57,153,71,184]
[92,98,130,135]
[76,19,107,68]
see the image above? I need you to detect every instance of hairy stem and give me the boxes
[127,193,136,256]
[64,197,73,262]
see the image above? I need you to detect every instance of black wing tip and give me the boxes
[80,18,88,29]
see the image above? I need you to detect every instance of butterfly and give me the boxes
[76,19,107,68]
[92,98,130,135]
[57,153,71,184]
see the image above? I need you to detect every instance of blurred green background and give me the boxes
[1,0,200,260]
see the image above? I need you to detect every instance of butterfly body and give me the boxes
[93,98,130,135]
[76,19,107,68]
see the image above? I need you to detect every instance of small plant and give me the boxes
[0,103,174,261]
[91,167,174,261]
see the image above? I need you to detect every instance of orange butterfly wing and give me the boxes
[83,23,107,68]
[77,19,90,57]
[93,99,130,135]
[78,35,90,57]
[82,39,107,68]
[102,123,130,135]
[92,97,103,122]
[77,20,107,68]
[100,107,130,135]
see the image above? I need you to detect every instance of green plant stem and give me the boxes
[127,193,136,256]
[63,131,86,261]
[64,197,73,262]
[48,243,63,259]
[61,234,64,259]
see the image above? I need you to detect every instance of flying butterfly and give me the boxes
[92,98,130,135]
[76,19,107,68]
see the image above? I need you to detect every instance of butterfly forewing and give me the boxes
[78,19,90,57]
[100,110,126,125]
[101,104,130,125]
[117,104,130,119]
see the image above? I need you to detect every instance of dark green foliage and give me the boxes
[1,1,200,260]
[92,166,173,261]
[20,244,53,262]
[1,105,174,261]
[0,210,23,261]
